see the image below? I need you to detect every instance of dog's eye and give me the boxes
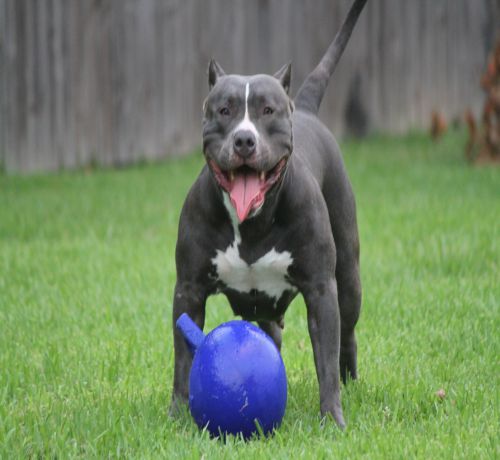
[218,107,230,116]
[263,106,274,115]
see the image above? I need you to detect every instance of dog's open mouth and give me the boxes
[209,157,288,222]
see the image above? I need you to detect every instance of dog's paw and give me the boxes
[168,395,189,418]
[320,404,346,430]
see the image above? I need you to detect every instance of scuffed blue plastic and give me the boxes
[176,313,287,439]
[176,313,205,355]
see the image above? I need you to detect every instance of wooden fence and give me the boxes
[1,0,499,173]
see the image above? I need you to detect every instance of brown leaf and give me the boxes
[435,388,446,400]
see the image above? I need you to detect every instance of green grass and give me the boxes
[0,131,498,459]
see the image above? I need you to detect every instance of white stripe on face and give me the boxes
[233,82,259,140]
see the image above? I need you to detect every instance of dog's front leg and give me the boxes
[169,281,207,414]
[303,277,345,428]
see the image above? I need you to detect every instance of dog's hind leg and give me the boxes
[336,242,361,383]
[258,317,284,351]
[323,176,361,384]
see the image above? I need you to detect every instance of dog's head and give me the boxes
[202,60,294,222]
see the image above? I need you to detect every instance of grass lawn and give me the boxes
[0,131,498,458]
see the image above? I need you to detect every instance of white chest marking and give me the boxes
[233,82,259,140]
[213,194,295,300]
[213,244,294,300]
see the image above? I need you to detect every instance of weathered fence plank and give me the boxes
[1,0,499,173]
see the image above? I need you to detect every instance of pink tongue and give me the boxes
[229,171,263,222]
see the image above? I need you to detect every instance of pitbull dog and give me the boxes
[171,0,367,428]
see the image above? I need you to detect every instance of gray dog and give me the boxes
[171,0,367,428]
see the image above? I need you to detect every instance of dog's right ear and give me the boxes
[208,59,225,90]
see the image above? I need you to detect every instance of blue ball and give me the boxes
[188,320,287,438]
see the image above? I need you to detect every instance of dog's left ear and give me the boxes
[274,62,292,94]
[208,59,226,90]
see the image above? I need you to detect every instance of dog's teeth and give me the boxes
[260,171,265,181]
[229,171,235,182]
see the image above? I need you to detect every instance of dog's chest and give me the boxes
[211,242,295,300]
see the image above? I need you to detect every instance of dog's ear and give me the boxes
[208,59,225,90]
[274,62,292,94]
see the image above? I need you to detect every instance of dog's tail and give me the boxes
[294,0,368,114]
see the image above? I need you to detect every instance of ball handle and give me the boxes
[176,313,205,356]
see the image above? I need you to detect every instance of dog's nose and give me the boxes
[233,130,256,158]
